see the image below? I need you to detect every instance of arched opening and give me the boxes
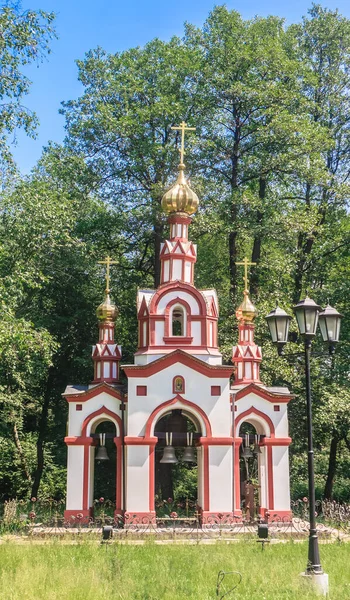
[238,421,266,521]
[172,305,185,336]
[154,409,201,517]
[92,420,117,517]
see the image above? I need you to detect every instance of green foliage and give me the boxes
[1,542,350,599]
[0,4,349,506]
[0,3,56,173]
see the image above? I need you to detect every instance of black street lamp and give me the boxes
[266,295,342,592]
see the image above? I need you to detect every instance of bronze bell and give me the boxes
[95,433,109,461]
[182,432,197,463]
[242,446,254,459]
[242,433,253,458]
[254,434,262,454]
[160,432,178,464]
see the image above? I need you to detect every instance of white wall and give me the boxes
[66,446,84,510]
[127,363,232,439]
[126,445,150,512]
[209,445,233,511]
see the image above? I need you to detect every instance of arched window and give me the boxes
[172,305,184,336]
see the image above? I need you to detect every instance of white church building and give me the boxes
[63,123,292,524]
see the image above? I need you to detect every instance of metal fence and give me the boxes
[1,498,349,541]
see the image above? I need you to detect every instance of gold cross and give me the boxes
[235,257,256,291]
[98,256,117,294]
[171,121,196,164]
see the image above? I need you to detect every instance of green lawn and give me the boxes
[0,540,349,599]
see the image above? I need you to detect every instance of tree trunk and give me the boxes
[324,432,338,500]
[12,421,31,482]
[31,368,55,499]
[250,177,266,297]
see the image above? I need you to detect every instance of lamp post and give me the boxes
[266,295,342,595]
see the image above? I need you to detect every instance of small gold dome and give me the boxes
[96,294,118,322]
[161,163,199,215]
[237,291,257,323]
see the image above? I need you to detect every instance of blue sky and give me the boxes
[11,0,350,173]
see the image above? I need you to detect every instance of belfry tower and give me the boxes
[63,121,292,524]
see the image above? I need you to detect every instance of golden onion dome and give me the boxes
[96,293,118,322]
[236,291,257,323]
[161,163,199,215]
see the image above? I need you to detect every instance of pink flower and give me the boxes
[167,497,173,504]
[170,512,178,519]
[29,511,36,520]
[303,497,308,503]
[77,513,83,519]
[99,497,104,503]
[31,497,37,503]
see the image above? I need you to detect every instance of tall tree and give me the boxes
[62,38,201,287]
[0,3,55,176]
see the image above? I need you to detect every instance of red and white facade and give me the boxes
[63,167,292,524]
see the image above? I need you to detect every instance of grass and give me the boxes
[0,540,349,599]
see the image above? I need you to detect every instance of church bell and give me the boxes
[160,432,178,464]
[95,433,109,461]
[241,433,254,459]
[253,434,262,454]
[182,432,197,463]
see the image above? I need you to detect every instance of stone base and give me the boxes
[300,572,329,597]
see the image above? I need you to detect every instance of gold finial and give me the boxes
[98,256,117,295]
[235,257,257,322]
[235,257,256,292]
[96,256,118,322]
[171,121,196,165]
[161,120,199,215]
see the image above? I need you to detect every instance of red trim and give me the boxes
[199,437,233,446]
[163,336,193,344]
[81,406,122,437]
[124,436,158,446]
[267,445,274,510]
[234,438,242,511]
[123,349,233,379]
[234,383,293,403]
[172,375,185,394]
[63,382,124,403]
[65,436,96,446]
[203,445,209,511]
[150,281,207,315]
[149,445,155,511]
[235,407,275,437]
[262,437,292,446]
[82,445,90,511]
[145,396,212,438]
[136,385,147,396]
[164,297,192,337]
[115,439,123,512]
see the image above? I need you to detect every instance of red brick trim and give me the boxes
[261,437,292,446]
[123,349,234,379]
[124,436,158,446]
[235,406,275,437]
[63,382,124,403]
[234,383,293,403]
[81,406,122,437]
